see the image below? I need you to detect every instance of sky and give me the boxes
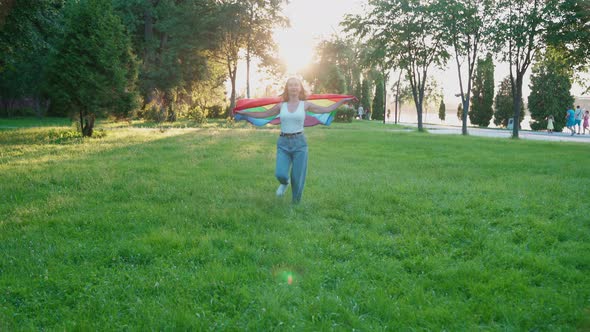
[273,0,365,74]
[236,0,588,108]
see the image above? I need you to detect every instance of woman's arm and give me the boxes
[236,103,281,118]
[305,98,354,114]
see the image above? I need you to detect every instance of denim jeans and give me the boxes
[276,134,308,203]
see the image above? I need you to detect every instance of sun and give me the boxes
[272,0,364,75]
[274,28,315,75]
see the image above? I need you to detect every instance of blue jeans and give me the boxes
[276,134,308,203]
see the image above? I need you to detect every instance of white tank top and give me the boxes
[279,101,305,134]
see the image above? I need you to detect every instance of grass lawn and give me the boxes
[1,119,589,330]
[0,117,73,129]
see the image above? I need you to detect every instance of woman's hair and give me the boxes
[281,77,307,102]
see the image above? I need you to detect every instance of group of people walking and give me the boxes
[546,105,589,135]
[563,105,589,135]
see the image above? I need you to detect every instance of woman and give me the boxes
[236,77,353,203]
[566,107,576,136]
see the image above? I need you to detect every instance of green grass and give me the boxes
[0,117,73,129]
[0,119,589,330]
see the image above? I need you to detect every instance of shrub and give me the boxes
[43,129,81,144]
[334,106,355,123]
[189,106,208,124]
[224,116,235,128]
[207,105,225,119]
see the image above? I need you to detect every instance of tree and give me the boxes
[490,0,566,138]
[438,99,446,121]
[113,0,223,122]
[440,0,491,135]
[546,1,590,94]
[344,0,449,131]
[45,0,138,137]
[360,78,372,114]
[313,63,347,94]
[421,77,442,121]
[187,50,228,118]
[528,47,573,132]
[391,70,403,124]
[457,103,463,121]
[216,0,287,114]
[494,77,524,128]
[0,0,16,26]
[243,0,288,98]
[372,74,385,121]
[0,0,65,117]
[305,37,363,103]
[354,37,395,124]
[469,53,495,127]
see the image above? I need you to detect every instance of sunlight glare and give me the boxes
[273,0,364,75]
[274,29,315,74]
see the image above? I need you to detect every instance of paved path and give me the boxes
[396,122,590,143]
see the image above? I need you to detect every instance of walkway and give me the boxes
[397,123,590,143]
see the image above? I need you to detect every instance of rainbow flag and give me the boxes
[233,94,355,127]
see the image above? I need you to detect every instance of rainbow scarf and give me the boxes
[233,94,354,127]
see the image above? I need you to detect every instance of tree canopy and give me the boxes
[45,0,138,136]
[343,0,449,131]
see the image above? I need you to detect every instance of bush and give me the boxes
[171,103,189,119]
[530,121,545,131]
[224,116,235,128]
[42,129,81,144]
[207,105,225,119]
[334,106,355,123]
[189,106,208,124]
[137,105,161,122]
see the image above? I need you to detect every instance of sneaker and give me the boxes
[276,183,289,197]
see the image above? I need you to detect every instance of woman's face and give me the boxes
[287,78,301,96]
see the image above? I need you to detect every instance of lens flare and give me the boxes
[274,269,299,285]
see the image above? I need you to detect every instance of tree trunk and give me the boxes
[246,5,254,99]
[157,32,168,66]
[7,98,15,118]
[462,99,469,135]
[512,75,523,138]
[167,105,176,122]
[82,112,95,137]
[229,75,236,115]
[417,102,423,131]
[454,49,469,136]
[144,6,155,106]
[394,96,398,124]
[159,90,169,123]
[228,56,238,116]
[34,97,42,118]
[394,71,402,124]
[246,48,251,99]
[144,8,154,63]
[383,73,387,124]
[417,80,425,131]
[79,109,84,135]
